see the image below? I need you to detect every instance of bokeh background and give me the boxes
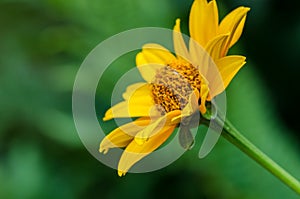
[1,0,299,198]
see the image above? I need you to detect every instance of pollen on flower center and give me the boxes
[151,60,202,114]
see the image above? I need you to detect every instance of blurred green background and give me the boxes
[1,0,299,198]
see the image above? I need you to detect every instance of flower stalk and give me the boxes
[203,116,300,194]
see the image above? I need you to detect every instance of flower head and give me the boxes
[99,0,250,176]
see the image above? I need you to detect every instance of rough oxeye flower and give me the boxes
[99,0,250,176]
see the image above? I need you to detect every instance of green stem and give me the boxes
[217,117,300,194]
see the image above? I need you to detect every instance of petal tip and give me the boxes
[237,6,251,12]
[103,117,110,121]
[99,146,108,154]
[103,109,113,121]
[118,170,126,177]
[199,104,207,114]
[244,7,251,12]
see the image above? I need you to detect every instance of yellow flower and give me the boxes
[99,0,250,176]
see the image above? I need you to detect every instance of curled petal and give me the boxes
[134,110,181,145]
[219,7,250,55]
[205,34,229,61]
[99,117,151,154]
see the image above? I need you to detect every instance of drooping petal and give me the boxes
[219,7,250,55]
[136,44,176,82]
[103,84,160,121]
[211,55,246,97]
[189,0,218,47]
[134,110,181,145]
[173,19,189,61]
[118,125,176,176]
[99,117,151,154]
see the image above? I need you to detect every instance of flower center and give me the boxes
[151,60,202,114]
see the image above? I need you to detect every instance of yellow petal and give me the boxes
[103,84,160,121]
[99,117,151,154]
[136,54,163,83]
[173,19,189,61]
[136,44,176,82]
[211,55,246,97]
[134,110,181,145]
[189,0,205,46]
[199,82,209,114]
[219,7,250,55]
[193,34,228,80]
[181,89,200,116]
[189,38,208,76]
[205,34,229,61]
[103,101,153,121]
[207,0,219,35]
[118,125,176,176]
[189,0,218,47]
[122,82,148,100]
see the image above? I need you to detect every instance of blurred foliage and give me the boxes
[0,0,299,199]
